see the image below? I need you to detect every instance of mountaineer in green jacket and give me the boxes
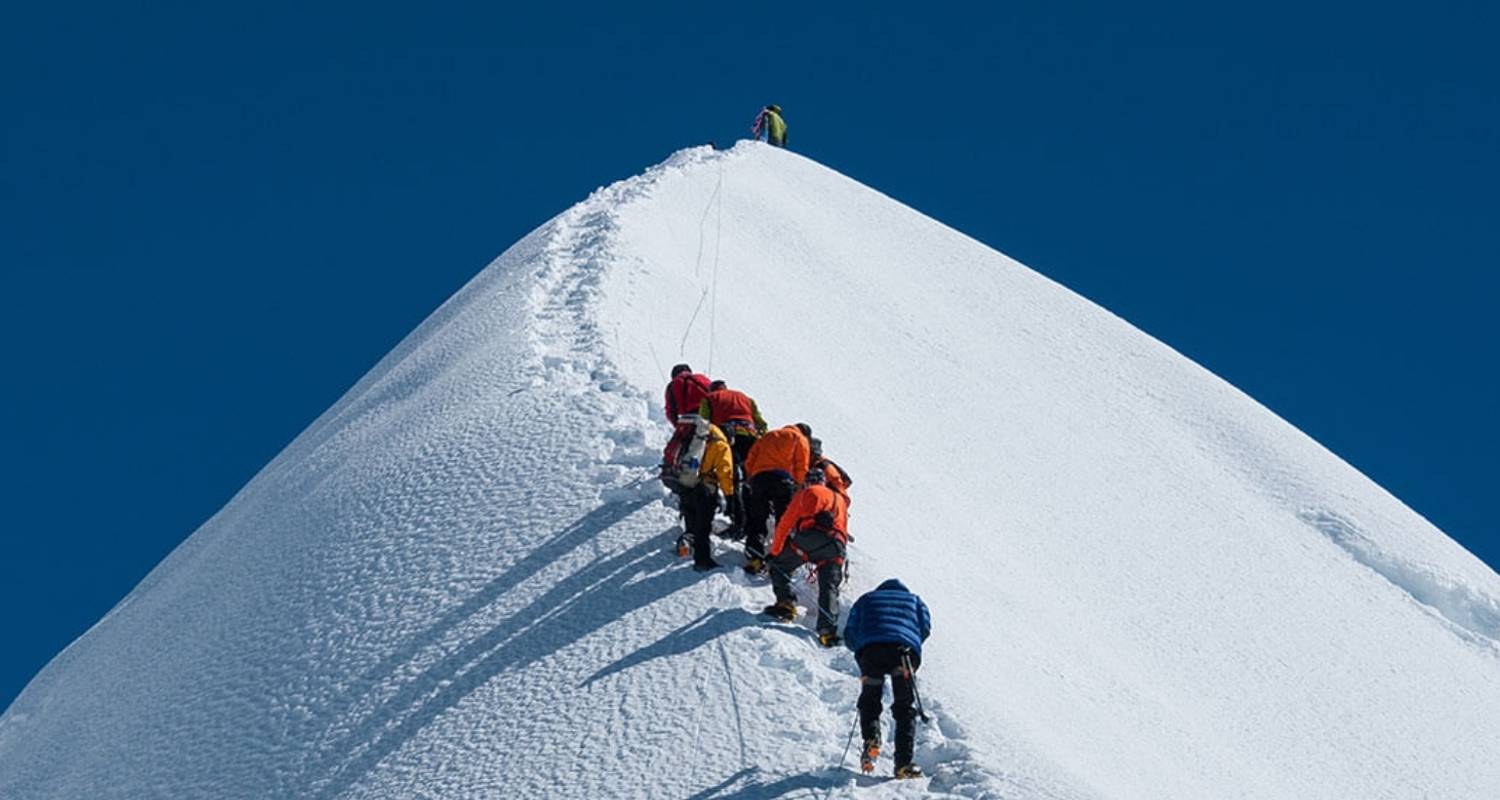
[752,104,787,147]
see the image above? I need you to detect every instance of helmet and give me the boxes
[809,437,823,459]
[670,363,693,377]
[767,104,781,113]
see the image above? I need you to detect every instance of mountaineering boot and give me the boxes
[860,739,880,774]
[675,534,690,558]
[693,558,720,572]
[762,599,796,621]
[743,556,765,576]
[818,630,841,648]
[893,763,924,780]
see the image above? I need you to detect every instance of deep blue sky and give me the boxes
[3,3,1495,709]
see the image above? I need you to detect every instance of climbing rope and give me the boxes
[693,160,724,279]
[678,156,728,363]
[679,288,709,357]
[708,158,725,374]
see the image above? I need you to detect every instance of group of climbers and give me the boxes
[661,364,849,634]
[658,363,932,779]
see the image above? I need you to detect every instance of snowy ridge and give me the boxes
[3,142,1499,799]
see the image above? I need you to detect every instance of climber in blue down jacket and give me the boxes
[842,578,932,779]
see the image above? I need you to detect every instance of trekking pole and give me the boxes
[901,650,931,723]
[837,709,859,769]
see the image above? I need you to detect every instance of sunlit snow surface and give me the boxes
[3,143,1498,799]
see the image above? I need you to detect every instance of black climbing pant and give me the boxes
[743,470,795,560]
[679,482,718,566]
[856,643,921,766]
[728,431,757,529]
[769,529,844,635]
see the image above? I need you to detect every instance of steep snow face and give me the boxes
[3,143,1498,799]
[598,145,1500,798]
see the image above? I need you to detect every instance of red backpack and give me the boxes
[665,372,711,424]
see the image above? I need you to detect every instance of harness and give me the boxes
[723,418,757,433]
[786,492,849,567]
[859,651,916,683]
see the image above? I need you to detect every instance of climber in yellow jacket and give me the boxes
[665,416,736,571]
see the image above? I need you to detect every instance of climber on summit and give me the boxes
[843,579,932,779]
[697,379,768,533]
[751,104,787,148]
[761,466,848,647]
[740,422,811,574]
[662,414,735,571]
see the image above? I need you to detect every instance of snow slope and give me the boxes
[3,142,1498,799]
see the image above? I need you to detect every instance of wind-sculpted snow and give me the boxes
[3,142,1498,799]
[1300,507,1500,649]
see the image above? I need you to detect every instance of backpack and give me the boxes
[817,457,853,490]
[668,373,712,422]
[661,415,711,492]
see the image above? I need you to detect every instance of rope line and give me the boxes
[679,156,727,359]
[693,164,724,279]
[679,287,709,356]
[648,341,667,384]
[708,158,725,374]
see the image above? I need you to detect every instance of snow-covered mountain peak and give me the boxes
[3,141,1497,799]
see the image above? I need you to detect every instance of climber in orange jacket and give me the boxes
[762,467,849,645]
[809,437,851,503]
[743,423,810,483]
[740,423,811,574]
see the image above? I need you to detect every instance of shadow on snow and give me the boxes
[301,495,705,798]
[683,766,849,799]
[583,606,761,686]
